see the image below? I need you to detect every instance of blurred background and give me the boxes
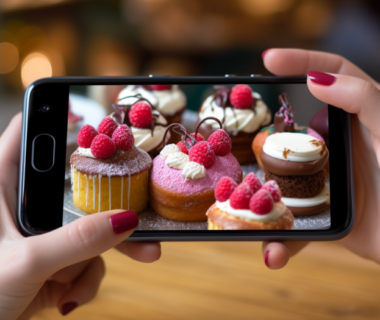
[2,0,380,319]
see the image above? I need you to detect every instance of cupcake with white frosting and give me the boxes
[197,85,271,164]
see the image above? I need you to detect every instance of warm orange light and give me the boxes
[21,52,52,88]
[0,42,19,74]
[239,0,295,15]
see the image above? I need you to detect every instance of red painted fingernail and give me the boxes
[308,71,336,86]
[110,210,139,234]
[262,49,269,59]
[61,301,77,316]
[264,250,270,267]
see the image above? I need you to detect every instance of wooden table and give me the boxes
[32,241,380,320]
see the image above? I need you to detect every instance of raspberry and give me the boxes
[207,129,231,156]
[230,84,254,109]
[243,172,262,194]
[229,183,254,209]
[91,134,116,158]
[98,117,118,137]
[215,176,238,202]
[188,141,216,169]
[177,141,188,154]
[262,180,282,202]
[77,124,98,148]
[112,124,134,151]
[249,189,274,214]
[129,102,153,128]
[150,84,172,91]
[185,132,205,145]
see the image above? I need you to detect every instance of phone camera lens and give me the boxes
[39,105,50,113]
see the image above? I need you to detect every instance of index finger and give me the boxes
[263,49,376,85]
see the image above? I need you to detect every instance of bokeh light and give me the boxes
[0,42,19,74]
[21,52,52,88]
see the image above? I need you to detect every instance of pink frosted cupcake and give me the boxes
[149,118,242,221]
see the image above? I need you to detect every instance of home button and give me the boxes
[32,134,56,172]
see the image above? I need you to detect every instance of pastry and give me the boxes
[149,118,242,221]
[111,97,169,158]
[252,93,325,169]
[117,84,186,126]
[260,131,329,216]
[207,173,294,230]
[71,117,152,214]
[197,85,271,164]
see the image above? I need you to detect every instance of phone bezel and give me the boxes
[18,76,354,241]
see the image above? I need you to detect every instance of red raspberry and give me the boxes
[243,172,262,194]
[185,132,205,145]
[129,102,153,128]
[230,84,254,109]
[150,84,171,91]
[229,183,254,209]
[98,117,118,137]
[215,176,238,202]
[90,134,116,158]
[249,189,274,214]
[188,141,216,169]
[112,124,134,151]
[207,129,231,156]
[262,180,282,202]
[177,141,188,154]
[77,124,98,148]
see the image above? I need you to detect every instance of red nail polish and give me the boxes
[262,49,269,59]
[61,301,77,316]
[264,250,270,267]
[308,71,336,86]
[110,210,138,234]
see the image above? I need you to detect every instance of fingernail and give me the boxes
[109,210,139,234]
[308,71,336,86]
[262,49,269,59]
[61,301,77,316]
[264,250,270,267]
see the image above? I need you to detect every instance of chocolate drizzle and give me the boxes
[274,93,295,133]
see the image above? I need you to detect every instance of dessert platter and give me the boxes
[63,86,331,230]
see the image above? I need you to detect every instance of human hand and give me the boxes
[0,113,161,319]
[260,49,380,269]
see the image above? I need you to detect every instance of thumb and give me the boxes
[28,210,138,277]
[307,71,380,137]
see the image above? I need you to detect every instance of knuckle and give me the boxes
[67,219,99,253]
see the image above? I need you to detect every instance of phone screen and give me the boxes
[64,83,330,231]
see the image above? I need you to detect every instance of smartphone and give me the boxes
[18,76,354,241]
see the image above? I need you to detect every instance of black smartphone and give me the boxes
[18,76,354,241]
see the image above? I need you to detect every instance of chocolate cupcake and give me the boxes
[197,85,271,164]
[260,132,330,216]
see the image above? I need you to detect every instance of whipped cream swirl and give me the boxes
[76,147,96,159]
[160,143,180,158]
[199,92,271,134]
[165,151,189,169]
[182,161,206,179]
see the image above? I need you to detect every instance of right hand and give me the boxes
[260,49,380,269]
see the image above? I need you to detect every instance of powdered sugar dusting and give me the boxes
[151,153,241,194]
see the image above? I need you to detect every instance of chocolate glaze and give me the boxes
[70,146,152,177]
[260,148,329,176]
[274,93,295,133]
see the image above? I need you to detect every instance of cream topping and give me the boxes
[263,133,324,162]
[215,199,287,222]
[77,147,96,158]
[199,92,271,133]
[117,85,186,116]
[131,114,167,152]
[160,143,180,158]
[165,151,189,169]
[282,184,330,208]
[182,161,206,179]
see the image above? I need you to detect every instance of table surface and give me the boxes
[31,241,380,320]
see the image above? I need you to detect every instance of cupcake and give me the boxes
[70,117,152,214]
[111,97,169,158]
[260,132,329,216]
[197,85,271,164]
[117,84,186,126]
[149,118,242,222]
[207,174,294,230]
[252,93,325,169]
